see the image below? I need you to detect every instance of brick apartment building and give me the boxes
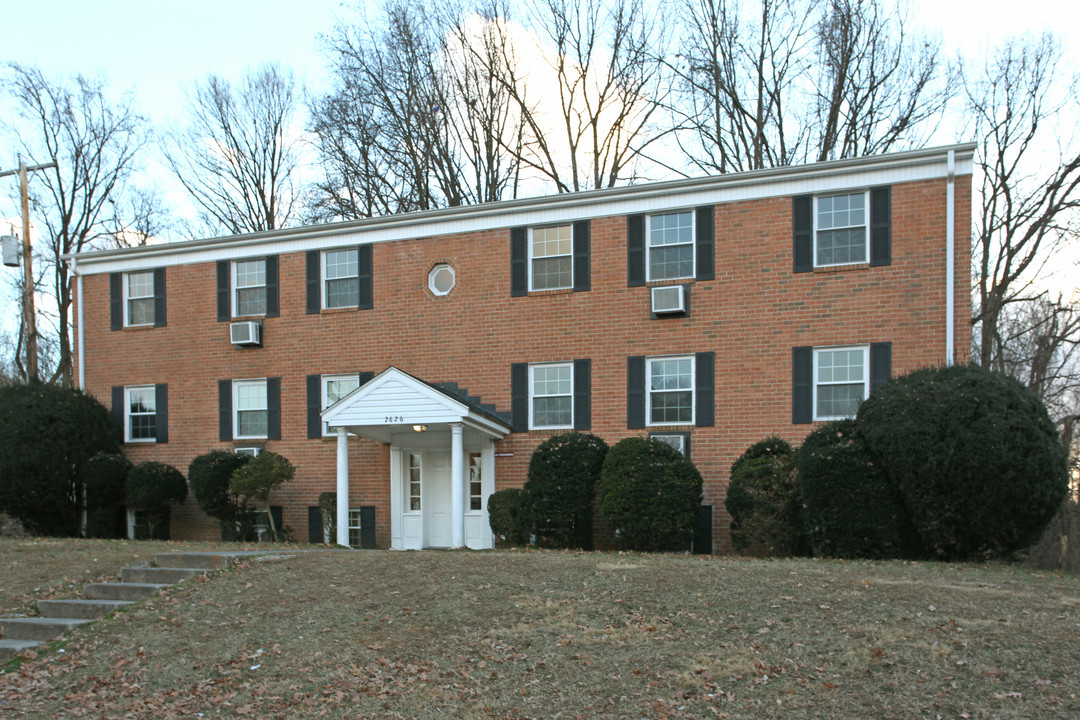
[67,143,973,552]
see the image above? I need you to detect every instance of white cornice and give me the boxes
[68,143,975,275]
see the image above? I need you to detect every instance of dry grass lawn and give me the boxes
[1,539,1078,719]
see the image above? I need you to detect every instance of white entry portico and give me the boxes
[322,367,511,549]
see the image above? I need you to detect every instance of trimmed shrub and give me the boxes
[80,452,132,538]
[230,451,295,542]
[488,488,525,546]
[725,437,804,556]
[600,437,703,552]
[0,383,120,536]
[126,461,188,539]
[518,432,609,549]
[857,364,1069,560]
[188,451,251,538]
[797,420,919,559]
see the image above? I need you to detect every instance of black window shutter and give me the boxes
[511,363,528,432]
[219,379,233,441]
[306,251,320,314]
[572,220,590,292]
[870,186,892,267]
[306,374,322,439]
[155,383,168,444]
[573,358,591,430]
[627,215,645,286]
[111,386,124,436]
[510,227,527,296]
[267,377,281,440]
[358,244,373,309]
[695,351,715,427]
[153,268,167,327]
[627,355,646,429]
[264,255,279,318]
[793,196,813,273]
[216,261,230,322]
[695,206,715,281]
[360,506,376,548]
[109,273,122,330]
[308,506,324,543]
[870,342,892,392]
[359,371,375,386]
[792,346,813,424]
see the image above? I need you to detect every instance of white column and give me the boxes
[450,422,464,548]
[336,428,350,547]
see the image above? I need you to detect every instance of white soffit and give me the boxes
[71,143,975,275]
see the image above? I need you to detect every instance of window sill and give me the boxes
[526,287,574,296]
[813,262,870,274]
[320,306,358,315]
[645,278,694,286]
[121,323,157,331]
[231,314,266,321]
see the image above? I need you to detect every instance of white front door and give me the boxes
[425,451,453,548]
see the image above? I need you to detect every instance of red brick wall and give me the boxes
[77,175,972,552]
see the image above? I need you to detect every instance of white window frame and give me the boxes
[428,263,456,296]
[646,355,695,427]
[232,259,267,317]
[528,224,573,291]
[813,191,870,268]
[322,248,360,309]
[321,373,361,436]
[407,453,422,512]
[125,385,156,443]
[468,453,483,511]
[812,344,870,421]
[123,271,155,327]
[235,447,263,458]
[348,508,363,547]
[651,433,688,456]
[233,378,268,440]
[528,362,574,430]
[646,210,695,282]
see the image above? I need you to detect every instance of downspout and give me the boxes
[946,150,955,366]
[74,256,85,389]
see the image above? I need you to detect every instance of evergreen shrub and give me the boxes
[857,364,1069,559]
[724,437,804,556]
[488,488,524,546]
[188,450,251,538]
[126,461,188,539]
[80,452,132,538]
[599,437,703,552]
[518,432,609,549]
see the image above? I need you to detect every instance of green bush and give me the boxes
[724,437,804,556]
[80,452,132,538]
[126,461,188,539]
[488,488,525,546]
[518,432,609,549]
[0,383,120,536]
[599,437,703,552]
[188,451,251,539]
[857,364,1069,560]
[230,451,295,542]
[797,420,919,559]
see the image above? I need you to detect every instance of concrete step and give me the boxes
[84,582,168,601]
[154,552,232,570]
[0,638,42,662]
[120,567,205,584]
[0,616,91,641]
[37,599,133,620]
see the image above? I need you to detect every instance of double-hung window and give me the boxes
[648,211,694,281]
[530,224,572,291]
[322,374,360,435]
[234,379,268,439]
[323,249,359,309]
[125,386,156,442]
[647,356,694,425]
[529,363,573,429]
[469,453,483,511]
[124,272,155,326]
[815,192,868,266]
[814,346,869,420]
[233,259,267,316]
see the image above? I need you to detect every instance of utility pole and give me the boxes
[1,155,57,383]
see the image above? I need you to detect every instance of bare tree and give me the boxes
[2,64,148,387]
[165,64,303,235]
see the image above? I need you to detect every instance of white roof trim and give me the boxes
[69,143,975,275]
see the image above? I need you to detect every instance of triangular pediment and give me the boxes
[322,367,472,428]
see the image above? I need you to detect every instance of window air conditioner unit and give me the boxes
[654,434,686,455]
[651,285,686,315]
[230,320,261,346]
